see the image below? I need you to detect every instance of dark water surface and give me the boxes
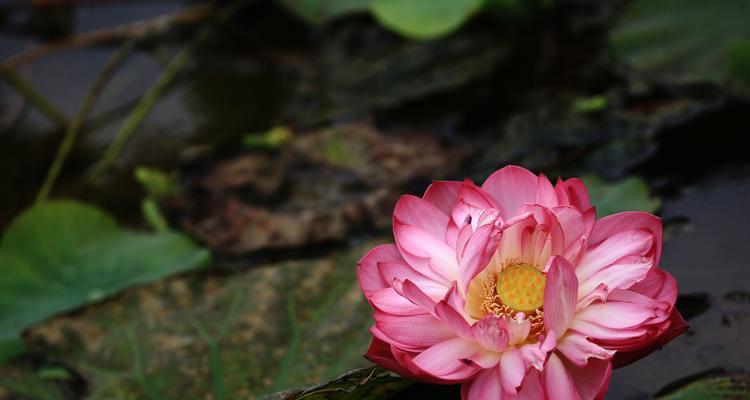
[611,171,750,399]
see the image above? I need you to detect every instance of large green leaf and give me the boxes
[276,0,369,24]
[582,175,661,217]
[0,240,384,398]
[610,0,750,89]
[0,201,210,352]
[370,0,484,39]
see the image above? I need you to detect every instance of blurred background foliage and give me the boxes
[0,0,749,398]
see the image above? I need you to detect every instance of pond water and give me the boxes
[611,171,750,399]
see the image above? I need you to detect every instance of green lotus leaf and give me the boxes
[0,200,210,358]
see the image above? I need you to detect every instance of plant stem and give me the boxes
[0,64,69,128]
[89,0,256,180]
[88,37,197,180]
[271,298,302,393]
[36,41,134,202]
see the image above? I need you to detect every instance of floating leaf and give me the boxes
[582,175,661,217]
[1,240,385,398]
[0,201,210,357]
[611,0,750,89]
[276,0,369,24]
[656,371,750,400]
[370,0,484,39]
[264,366,411,400]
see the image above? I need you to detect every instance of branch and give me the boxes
[0,63,69,128]
[36,40,135,202]
[89,0,255,180]
[3,3,213,68]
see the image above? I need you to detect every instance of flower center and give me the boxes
[496,264,545,312]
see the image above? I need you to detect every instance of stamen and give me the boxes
[478,263,546,342]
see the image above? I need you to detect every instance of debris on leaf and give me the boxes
[181,123,466,256]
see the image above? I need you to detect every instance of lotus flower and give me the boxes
[357,166,687,399]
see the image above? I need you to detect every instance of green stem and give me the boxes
[208,343,227,400]
[35,41,134,202]
[126,329,161,400]
[89,39,196,180]
[271,297,302,393]
[0,63,69,128]
[89,0,255,180]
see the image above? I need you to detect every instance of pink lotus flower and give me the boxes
[358,166,687,399]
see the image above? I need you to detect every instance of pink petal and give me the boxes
[389,344,468,384]
[559,354,612,400]
[370,287,424,316]
[500,347,527,394]
[552,206,587,251]
[423,180,462,215]
[568,319,649,341]
[450,180,499,229]
[471,315,510,352]
[577,283,608,311]
[357,244,402,297]
[374,312,455,351]
[536,173,559,208]
[542,353,579,400]
[398,279,438,315]
[563,237,587,267]
[364,336,421,381]
[588,211,662,266]
[394,221,458,283]
[506,315,532,345]
[470,351,503,369]
[482,165,540,219]
[394,194,450,241]
[516,205,566,267]
[544,256,578,339]
[443,283,468,316]
[458,222,502,295]
[435,300,473,340]
[605,287,666,310]
[576,229,654,282]
[609,308,688,368]
[555,177,592,212]
[582,207,596,238]
[627,267,678,305]
[574,302,658,329]
[412,337,482,379]
[556,333,615,367]
[378,261,449,297]
[508,368,544,400]
[461,366,502,400]
[497,212,536,263]
[577,254,653,299]
[519,341,547,371]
